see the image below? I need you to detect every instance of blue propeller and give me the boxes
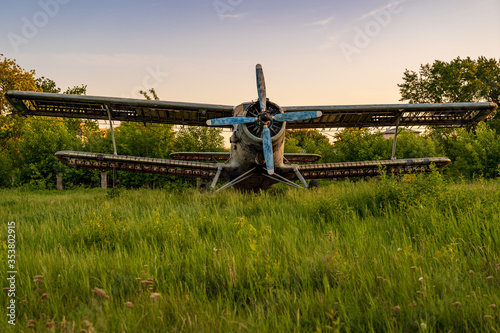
[206,64,323,175]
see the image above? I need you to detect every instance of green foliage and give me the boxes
[332,128,391,162]
[0,54,40,114]
[432,123,500,178]
[398,56,500,106]
[36,76,60,93]
[174,126,225,152]
[72,208,129,248]
[285,129,336,161]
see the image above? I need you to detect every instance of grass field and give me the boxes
[1,172,500,332]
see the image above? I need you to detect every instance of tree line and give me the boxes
[1,55,499,189]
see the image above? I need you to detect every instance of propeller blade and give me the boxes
[256,64,267,112]
[273,111,323,122]
[206,117,255,126]
[262,126,274,175]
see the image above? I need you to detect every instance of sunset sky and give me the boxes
[1,0,499,108]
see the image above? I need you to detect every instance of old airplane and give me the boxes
[5,64,497,191]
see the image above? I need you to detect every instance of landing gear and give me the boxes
[309,180,320,189]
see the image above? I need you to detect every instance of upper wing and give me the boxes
[5,91,234,126]
[282,103,497,129]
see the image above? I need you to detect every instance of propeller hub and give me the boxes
[258,113,273,123]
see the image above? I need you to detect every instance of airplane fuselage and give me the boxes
[224,101,288,191]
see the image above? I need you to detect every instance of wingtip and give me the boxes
[267,169,274,175]
[256,64,262,69]
[317,111,323,117]
[206,119,212,126]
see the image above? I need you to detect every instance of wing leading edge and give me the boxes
[5,91,234,126]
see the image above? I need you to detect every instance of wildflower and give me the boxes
[451,302,461,306]
[484,315,493,319]
[41,293,49,300]
[420,323,427,329]
[150,293,161,300]
[489,304,496,308]
[410,266,417,270]
[393,306,400,312]
[486,276,494,280]
[144,265,148,268]
[92,288,110,300]
[125,302,134,308]
[468,270,474,274]
[34,275,43,280]
[418,277,424,282]
[46,322,55,328]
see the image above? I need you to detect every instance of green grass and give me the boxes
[1,174,500,332]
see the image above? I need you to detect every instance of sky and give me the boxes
[1,0,499,109]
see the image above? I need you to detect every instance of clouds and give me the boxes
[357,0,411,21]
[304,17,334,27]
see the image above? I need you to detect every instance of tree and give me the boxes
[174,126,225,152]
[398,56,499,117]
[332,128,392,162]
[0,54,40,114]
[284,129,336,162]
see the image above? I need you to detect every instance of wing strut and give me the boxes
[262,173,303,189]
[391,111,403,160]
[293,165,309,188]
[214,167,256,192]
[105,105,118,188]
[105,105,118,156]
[210,165,224,190]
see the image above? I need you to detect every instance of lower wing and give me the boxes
[292,157,450,179]
[55,151,222,178]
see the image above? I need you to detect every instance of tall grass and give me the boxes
[1,174,500,332]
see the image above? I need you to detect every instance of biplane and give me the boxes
[5,64,497,191]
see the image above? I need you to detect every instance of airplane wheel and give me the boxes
[199,183,208,192]
[309,180,319,189]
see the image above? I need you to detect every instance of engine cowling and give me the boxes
[242,100,285,142]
